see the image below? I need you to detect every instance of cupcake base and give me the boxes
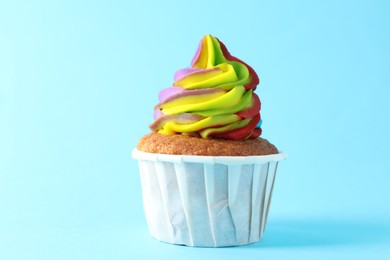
[132,149,286,247]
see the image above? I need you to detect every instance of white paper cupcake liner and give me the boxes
[132,149,287,247]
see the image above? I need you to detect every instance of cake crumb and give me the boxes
[137,132,278,156]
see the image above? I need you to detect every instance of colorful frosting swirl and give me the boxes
[150,35,262,140]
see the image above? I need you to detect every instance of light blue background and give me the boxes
[1,0,389,259]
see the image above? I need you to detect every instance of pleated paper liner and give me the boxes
[132,149,287,247]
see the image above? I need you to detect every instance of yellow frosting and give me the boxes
[152,34,261,139]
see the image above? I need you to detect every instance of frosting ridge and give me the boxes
[150,35,262,140]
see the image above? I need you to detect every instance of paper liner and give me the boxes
[132,149,287,247]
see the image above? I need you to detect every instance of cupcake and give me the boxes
[132,34,286,247]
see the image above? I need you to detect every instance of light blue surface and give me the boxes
[1,0,389,259]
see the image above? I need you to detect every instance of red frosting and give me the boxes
[213,114,261,140]
[217,39,260,91]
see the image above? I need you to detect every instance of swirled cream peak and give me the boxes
[150,35,262,140]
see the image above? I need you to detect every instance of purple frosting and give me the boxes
[191,39,202,66]
[150,113,205,130]
[160,87,224,105]
[154,87,225,120]
[174,68,202,81]
[158,87,184,103]
[174,67,220,85]
[153,107,163,120]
